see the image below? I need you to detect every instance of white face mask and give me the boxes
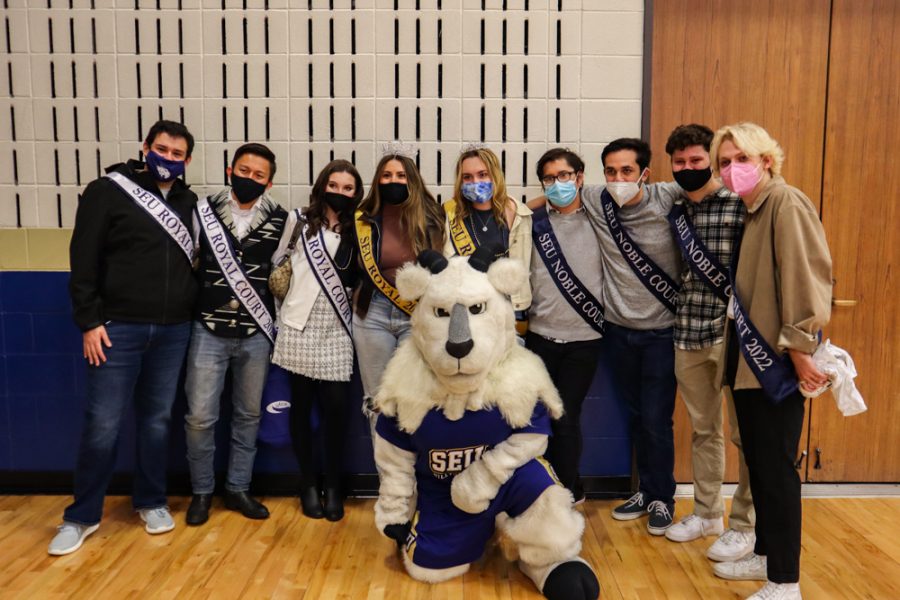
[606,180,641,207]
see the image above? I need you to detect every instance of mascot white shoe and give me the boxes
[372,247,600,600]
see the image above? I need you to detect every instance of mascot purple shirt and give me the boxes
[373,247,600,600]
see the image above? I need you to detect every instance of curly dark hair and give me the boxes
[665,124,714,155]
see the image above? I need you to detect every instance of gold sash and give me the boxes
[443,199,477,256]
[355,210,417,316]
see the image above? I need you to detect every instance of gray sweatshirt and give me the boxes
[581,182,683,330]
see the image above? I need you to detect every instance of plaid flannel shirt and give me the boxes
[674,186,746,350]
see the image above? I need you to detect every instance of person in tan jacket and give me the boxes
[709,122,832,600]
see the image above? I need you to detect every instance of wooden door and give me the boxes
[809,0,900,481]
[648,0,833,482]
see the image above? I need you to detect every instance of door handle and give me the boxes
[831,298,858,307]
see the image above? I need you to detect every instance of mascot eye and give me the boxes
[468,303,486,315]
[434,307,451,318]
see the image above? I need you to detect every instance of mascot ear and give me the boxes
[487,257,528,297]
[396,250,447,301]
[396,263,432,302]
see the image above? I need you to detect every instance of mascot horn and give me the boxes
[372,249,600,600]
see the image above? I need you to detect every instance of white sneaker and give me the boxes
[139,507,175,534]
[48,522,99,556]
[665,514,724,542]
[713,552,767,581]
[747,581,802,599]
[708,528,757,562]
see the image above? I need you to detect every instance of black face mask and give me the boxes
[379,182,409,205]
[672,167,712,192]
[323,191,354,213]
[231,174,268,204]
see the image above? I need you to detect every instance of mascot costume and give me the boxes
[373,247,600,600]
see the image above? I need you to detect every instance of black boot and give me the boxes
[223,490,270,520]
[186,493,213,526]
[323,488,344,522]
[300,486,324,519]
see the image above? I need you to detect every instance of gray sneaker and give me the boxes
[48,522,99,556]
[139,507,175,534]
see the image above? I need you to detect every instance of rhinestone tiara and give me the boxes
[461,141,489,153]
[380,141,418,160]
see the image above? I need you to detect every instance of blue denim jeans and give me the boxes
[184,323,272,494]
[63,321,191,526]
[604,322,677,504]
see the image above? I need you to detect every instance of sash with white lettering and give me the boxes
[600,189,679,313]
[531,206,605,334]
[729,233,797,403]
[196,197,276,344]
[300,214,353,337]
[667,203,731,303]
[104,170,194,263]
[354,210,417,316]
[444,199,477,256]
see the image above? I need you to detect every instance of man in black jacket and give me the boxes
[49,120,198,556]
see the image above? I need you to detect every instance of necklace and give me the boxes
[470,208,492,232]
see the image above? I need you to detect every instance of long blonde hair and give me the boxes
[358,154,445,254]
[451,148,510,228]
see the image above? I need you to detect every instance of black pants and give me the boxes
[526,333,603,498]
[289,374,350,490]
[733,388,805,584]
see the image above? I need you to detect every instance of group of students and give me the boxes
[50,118,831,600]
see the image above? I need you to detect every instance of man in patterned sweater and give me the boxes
[183,143,287,526]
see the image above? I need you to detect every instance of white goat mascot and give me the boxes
[373,248,600,600]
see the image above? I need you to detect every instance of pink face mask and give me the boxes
[721,161,762,197]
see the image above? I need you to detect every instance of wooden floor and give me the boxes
[1,496,898,599]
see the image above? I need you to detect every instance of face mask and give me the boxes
[672,166,712,192]
[230,174,267,204]
[323,191,354,213]
[461,181,494,204]
[145,150,185,182]
[606,180,642,207]
[545,180,578,208]
[721,162,763,197]
[379,182,409,205]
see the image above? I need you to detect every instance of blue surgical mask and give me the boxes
[545,180,578,208]
[461,181,494,204]
[145,150,185,182]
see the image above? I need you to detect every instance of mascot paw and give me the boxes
[542,561,600,600]
[451,461,499,514]
[383,522,412,551]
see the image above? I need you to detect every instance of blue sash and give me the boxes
[300,214,353,338]
[600,190,679,313]
[729,234,798,403]
[531,207,605,334]
[667,203,731,303]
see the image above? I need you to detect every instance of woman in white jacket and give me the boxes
[272,159,362,521]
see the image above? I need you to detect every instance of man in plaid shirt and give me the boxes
[663,125,756,566]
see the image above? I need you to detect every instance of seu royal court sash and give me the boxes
[298,212,353,337]
[667,203,731,303]
[600,189,679,313]
[104,170,194,263]
[531,206,605,334]
[196,197,276,344]
[354,210,417,316]
[728,232,798,403]
[443,198,477,256]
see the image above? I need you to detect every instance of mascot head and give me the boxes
[396,246,528,395]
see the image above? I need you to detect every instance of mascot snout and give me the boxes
[445,303,474,359]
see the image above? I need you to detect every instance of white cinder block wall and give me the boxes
[0,0,644,228]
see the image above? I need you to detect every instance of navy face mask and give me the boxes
[145,150,186,182]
